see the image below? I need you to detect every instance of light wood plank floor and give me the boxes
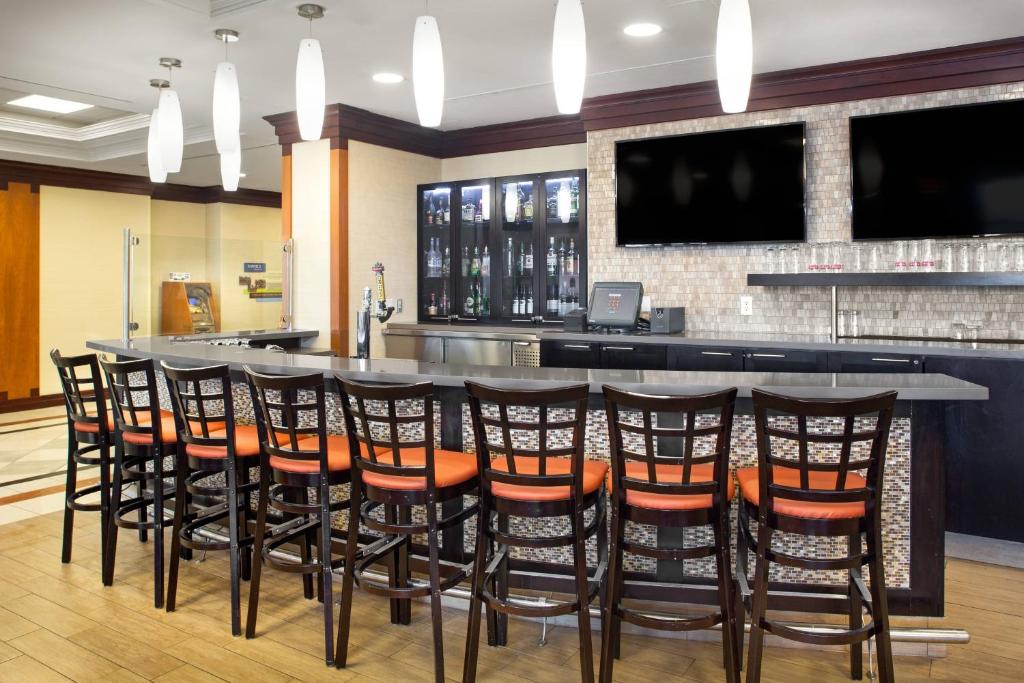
[0,509,1020,682]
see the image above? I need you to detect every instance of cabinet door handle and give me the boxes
[701,351,733,356]
[542,319,565,324]
[751,353,786,358]
[563,344,591,350]
[513,341,533,347]
[604,346,634,351]
[457,317,478,322]
[870,357,913,363]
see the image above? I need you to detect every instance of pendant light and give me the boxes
[715,0,753,113]
[220,148,241,192]
[157,57,183,173]
[412,12,444,128]
[557,180,572,223]
[504,183,518,223]
[551,0,586,115]
[295,4,326,141]
[212,29,240,155]
[146,79,168,183]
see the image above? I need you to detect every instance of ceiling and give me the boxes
[1,0,1022,192]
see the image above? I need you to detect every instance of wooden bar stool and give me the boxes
[162,362,260,636]
[50,350,115,575]
[244,367,353,666]
[737,389,897,683]
[600,385,740,683]
[463,382,608,683]
[334,378,479,683]
[99,357,179,607]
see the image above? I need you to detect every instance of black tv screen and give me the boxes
[851,100,1024,240]
[615,123,806,246]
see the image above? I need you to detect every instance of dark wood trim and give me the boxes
[582,35,1024,131]
[0,159,281,208]
[0,392,65,414]
[265,36,1024,159]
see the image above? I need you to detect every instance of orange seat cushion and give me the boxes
[488,457,608,502]
[73,413,120,434]
[268,435,354,474]
[614,462,734,511]
[737,466,867,520]
[360,448,478,491]
[185,424,261,459]
[121,412,225,446]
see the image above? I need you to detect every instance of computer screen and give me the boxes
[588,282,643,328]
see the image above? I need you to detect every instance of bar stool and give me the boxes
[334,378,479,683]
[736,389,897,683]
[600,385,740,683]
[463,382,608,683]
[50,350,115,574]
[243,367,353,666]
[162,362,260,636]
[100,357,179,607]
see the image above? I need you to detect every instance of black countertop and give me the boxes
[87,335,987,402]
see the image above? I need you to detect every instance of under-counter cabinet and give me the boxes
[827,351,924,373]
[600,343,667,370]
[539,340,600,369]
[742,348,828,373]
[667,346,745,372]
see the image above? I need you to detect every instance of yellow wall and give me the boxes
[39,186,151,394]
[348,140,441,355]
[290,139,332,342]
[150,199,208,328]
[440,143,587,181]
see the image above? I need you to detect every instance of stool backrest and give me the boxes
[336,378,435,485]
[465,381,589,499]
[751,388,897,514]
[50,349,109,437]
[99,357,164,442]
[162,362,234,453]
[243,366,327,471]
[603,385,737,505]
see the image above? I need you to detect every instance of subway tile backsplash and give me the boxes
[587,82,1024,340]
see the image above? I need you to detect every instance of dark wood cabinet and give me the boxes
[668,346,745,372]
[828,351,924,373]
[539,340,600,369]
[742,349,827,373]
[600,343,666,370]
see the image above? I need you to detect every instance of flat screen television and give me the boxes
[615,123,806,246]
[851,99,1024,240]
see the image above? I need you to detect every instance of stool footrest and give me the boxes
[618,606,722,632]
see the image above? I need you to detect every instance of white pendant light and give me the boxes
[504,184,518,223]
[557,180,572,223]
[295,4,326,141]
[551,0,586,115]
[212,29,240,154]
[412,15,444,128]
[220,147,241,192]
[146,103,166,183]
[155,57,183,173]
[715,0,753,114]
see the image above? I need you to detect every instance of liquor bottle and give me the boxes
[524,195,533,220]
[558,239,566,276]
[525,242,534,274]
[570,181,579,220]
[567,238,576,275]
[442,246,450,276]
[513,286,521,316]
[464,285,474,316]
[546,237,557,276]
[517,187,526,222]
[432,238,441,277]
[435,202,443,225]
[526,283,534,315]
[481,246,491,297]
[426,196,434,225]
[426,238,435,277]
[547,282,558,315]
[471,246,481,277]
[441,282,449,315]
[506,237,514,277]
[427,292,438,316]
[461,246,469,277]
[443,194,450,224]
[474,198,483,223]
[517,241,525,276]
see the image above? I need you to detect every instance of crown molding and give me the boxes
[210,0,274,17]
[0,157,280,207]
[0,113,151,142]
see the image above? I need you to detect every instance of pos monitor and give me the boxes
[588,282,644,329]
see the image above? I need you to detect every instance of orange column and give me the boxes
[0,182,40,401]
[330,146,349,356]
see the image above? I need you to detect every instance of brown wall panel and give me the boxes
[0,182,40,400]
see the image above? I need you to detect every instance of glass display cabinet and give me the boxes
[417,169,585,324]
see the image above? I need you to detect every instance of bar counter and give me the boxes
[87,333,988,618]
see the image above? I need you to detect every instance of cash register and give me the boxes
[583,281,645,332]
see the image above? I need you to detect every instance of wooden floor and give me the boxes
[0,510,1021,682]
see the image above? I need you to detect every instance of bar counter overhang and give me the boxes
[88,334,989,618]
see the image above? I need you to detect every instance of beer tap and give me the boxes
[356,262,395,359]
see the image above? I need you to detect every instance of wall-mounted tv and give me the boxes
[615,123,806,246]
[851,99,1024,240]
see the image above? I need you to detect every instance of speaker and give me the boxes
[564,309,588,333]
[651,307,685,334]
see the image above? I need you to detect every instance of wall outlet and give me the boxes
[739,295,753,316]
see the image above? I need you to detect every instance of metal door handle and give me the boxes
[701,351,733,356]
[513,341,533,347]
[751,353,786,358]
[604,346,634,351]
[870,357,913,363]
[563,344,591,350]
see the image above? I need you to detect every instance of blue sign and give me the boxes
[244,262,266,273]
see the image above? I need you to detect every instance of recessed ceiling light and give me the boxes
[372,72,405,84]
[623,22,662,38]
[7,94,94,114]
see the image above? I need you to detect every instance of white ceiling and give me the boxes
[1,0,1022,192]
